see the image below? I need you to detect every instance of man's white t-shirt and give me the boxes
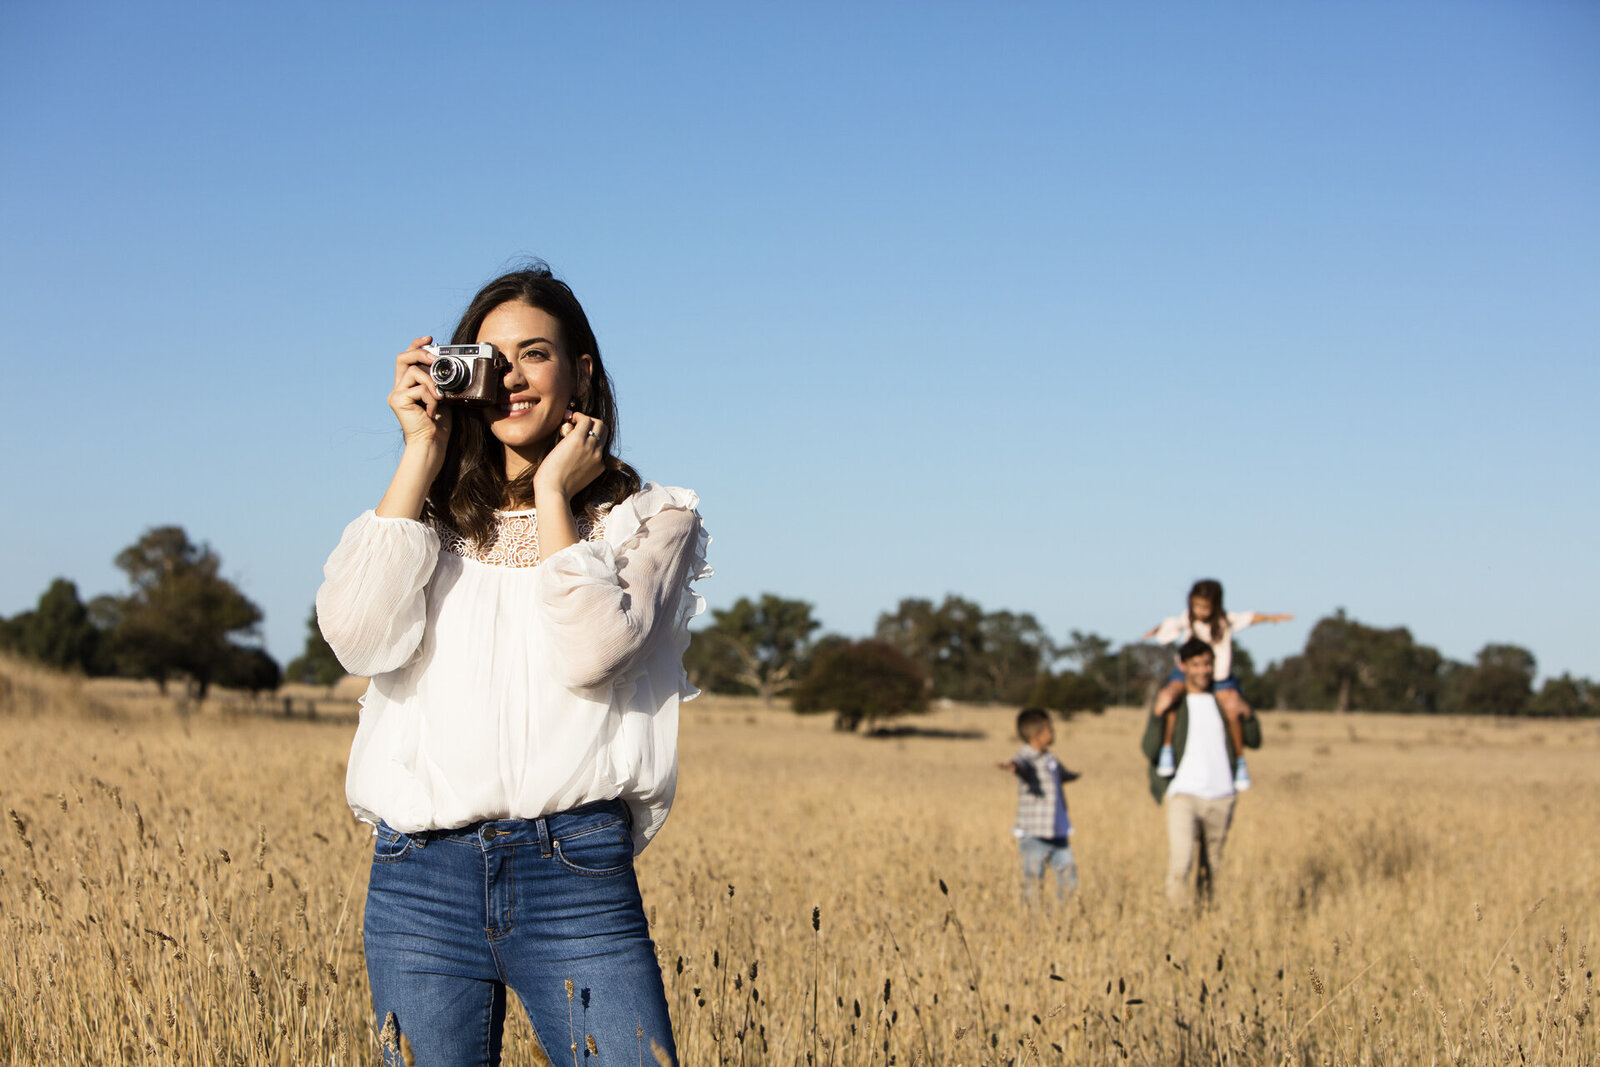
[1167,692,1236,801]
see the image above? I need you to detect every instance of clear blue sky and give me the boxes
[3,2,1596,681]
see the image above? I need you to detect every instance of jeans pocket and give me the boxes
[552,819,632,878]
[372,822,415,864]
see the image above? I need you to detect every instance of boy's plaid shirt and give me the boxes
[1009,747,1079,840]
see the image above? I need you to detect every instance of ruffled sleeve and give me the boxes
[1152,616,1187,645]
[533,484,711,691]
[315,511,440,677]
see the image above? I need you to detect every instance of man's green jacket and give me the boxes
[1140,694,1262,803]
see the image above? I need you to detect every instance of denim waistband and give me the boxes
[387,797,630,853]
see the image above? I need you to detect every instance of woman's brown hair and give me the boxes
[424,263,641,546]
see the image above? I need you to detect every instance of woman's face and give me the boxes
[1190,596,1216,622]
[477,300,593,462]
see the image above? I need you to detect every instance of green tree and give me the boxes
[85,594,134,677]
[1059,630,1112,677]
[1063,629,1171,707]
[877,596,983,700]
[5,579,102,673]
[108,526,265,700]
[1435,659,1473,715]
[285,606,345,687]
[698,595,819,705]
[978,610,1053,704]
[1301,610,1370,712]
[1457,644,1536,716]
[216,645,283,696]
[791,639,928,731]
[1528,674,1598,718]
[876,595,1051,703]
[1026,669,1109,717]
[1101,641,1174,708]
[0,613,21,654]
[1266,610,1443,712]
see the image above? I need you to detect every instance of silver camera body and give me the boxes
[423,343,508,405]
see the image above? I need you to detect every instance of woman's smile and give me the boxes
[475,300,592,461]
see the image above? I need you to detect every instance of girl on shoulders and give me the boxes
[1142,579,1290,789]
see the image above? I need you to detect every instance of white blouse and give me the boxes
[1150,611,1258,680]
[315,483,712,853]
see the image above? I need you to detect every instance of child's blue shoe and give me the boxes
[1157,744,1176,778]
[1233,757,1252,791]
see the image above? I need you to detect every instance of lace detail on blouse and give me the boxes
[436,507,610,568]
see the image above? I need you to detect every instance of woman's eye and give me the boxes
[522,350,551,362]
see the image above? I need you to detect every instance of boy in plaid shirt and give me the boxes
[999,708,1080,901]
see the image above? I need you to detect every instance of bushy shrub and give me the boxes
[1027,670,1109,716]
[791,639,928,731]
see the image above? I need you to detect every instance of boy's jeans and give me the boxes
[1018,835,1078,901]
[363,799,676,1066]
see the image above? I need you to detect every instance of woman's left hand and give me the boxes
[533,412,607,503]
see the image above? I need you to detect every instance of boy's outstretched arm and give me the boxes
[1006,758,1045,797]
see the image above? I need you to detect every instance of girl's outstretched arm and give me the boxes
[1229,611,1295,631]
[1145,616,1185,644]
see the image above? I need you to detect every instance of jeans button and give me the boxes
[483,827,500,839]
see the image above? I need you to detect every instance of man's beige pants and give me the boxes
[1165,792,1236,906]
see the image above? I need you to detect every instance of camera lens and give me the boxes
[429,355,468,392]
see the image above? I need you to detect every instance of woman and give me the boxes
[316,264,709,1065]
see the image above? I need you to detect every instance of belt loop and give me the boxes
[536,815,552,858]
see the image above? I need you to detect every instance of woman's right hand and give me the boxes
[388,336,453,450]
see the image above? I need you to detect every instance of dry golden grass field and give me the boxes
[2,652,1597,1065]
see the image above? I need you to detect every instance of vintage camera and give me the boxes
[424,343,509,404]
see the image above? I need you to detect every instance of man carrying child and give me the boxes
[1141,638,1262,907]
[1001,708,1080,902]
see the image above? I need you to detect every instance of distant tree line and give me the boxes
[1251,609,1596,717]
[688,595,1600,725]
[8,544,1595,722]
[0,526,341,701]
[687,594,1177,729]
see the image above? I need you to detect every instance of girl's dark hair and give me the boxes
[1187,579,1227,640]
[424,263,641,545]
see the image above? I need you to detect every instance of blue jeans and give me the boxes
[1166,668,1240,691]
[363,799,676,1066]
[1018,836,1078,901]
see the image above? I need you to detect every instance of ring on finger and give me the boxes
[587,430,600,439]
